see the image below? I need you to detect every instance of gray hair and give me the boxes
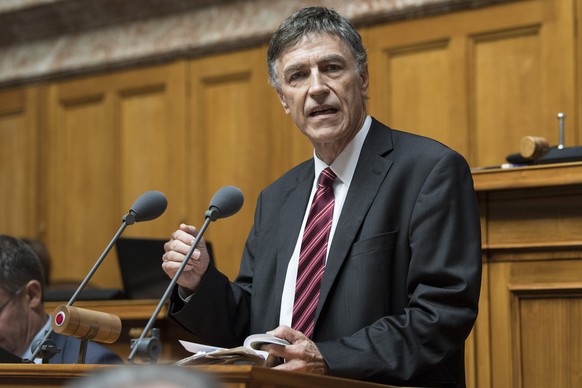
[0,235,45,295]
[267,7,367,91]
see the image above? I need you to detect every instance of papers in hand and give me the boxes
[175,333,290,366]
[243,333,291,350]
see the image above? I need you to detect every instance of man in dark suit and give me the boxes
[162,7,481,387]
[0,235,121,364]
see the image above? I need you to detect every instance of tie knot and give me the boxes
[318,167,336,189]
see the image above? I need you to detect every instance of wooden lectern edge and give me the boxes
[472,161,582,191]
[196,365,399,387]
[0,364,399,388]
[0,363,110,378]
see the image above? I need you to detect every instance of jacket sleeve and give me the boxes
[168,195,265,348]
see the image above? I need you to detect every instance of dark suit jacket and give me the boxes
[48,332,122,364]
[170,118,482,387]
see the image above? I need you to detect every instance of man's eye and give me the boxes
[289,72,305,82]
[327,64,341,72]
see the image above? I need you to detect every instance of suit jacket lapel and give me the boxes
[316,119,394,322]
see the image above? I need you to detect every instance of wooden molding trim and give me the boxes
[0,0,515,88]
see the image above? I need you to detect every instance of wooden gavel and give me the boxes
[520,136,550,160]
[519,113,569,161]
[51,305,121,344]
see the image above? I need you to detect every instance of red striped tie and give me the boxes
[292,167,336,338]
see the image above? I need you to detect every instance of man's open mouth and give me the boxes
[310,108,338,117]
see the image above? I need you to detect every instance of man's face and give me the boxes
[275,33,369,154]
[0,287,29,356]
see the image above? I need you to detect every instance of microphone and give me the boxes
[124,190,168,224]
[52,305,122,344]
[29,190,168,362]
[206,185,244,221]
[128,186,244,363]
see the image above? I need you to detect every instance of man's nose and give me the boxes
[308,72,329,96]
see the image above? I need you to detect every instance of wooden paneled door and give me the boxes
[365,0,577,168]
[44,62,188,288]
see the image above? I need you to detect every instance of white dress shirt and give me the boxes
[279,115,372,327]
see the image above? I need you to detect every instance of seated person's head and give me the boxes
[66,364,220,388]
[0,234,46,356]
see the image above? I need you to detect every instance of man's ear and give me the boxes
[360,64,369,99]
[24,280,43,309]
[277,91,290,114]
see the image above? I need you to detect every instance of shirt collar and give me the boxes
[313,115,371,186]
[21,315,51,360]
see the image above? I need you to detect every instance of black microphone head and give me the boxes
[207,186,244,220]
[129,191,168,222]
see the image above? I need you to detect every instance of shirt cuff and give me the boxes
[177,286,195,302]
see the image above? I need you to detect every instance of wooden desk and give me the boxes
[470,162,582,388]
[473,161,582,258]
[0,364,395,388]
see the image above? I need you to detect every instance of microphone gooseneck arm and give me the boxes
[71,221,131,306]
[29,191,167,362]
[127,185,243,363]
[29,219,130,361]
[127,215,212,363]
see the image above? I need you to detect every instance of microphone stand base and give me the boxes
[130,328,161,364]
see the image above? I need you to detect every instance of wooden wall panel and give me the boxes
[367,27,468,160]
[45,94,118,284]
[365,0,578,168]
[515,294,582,387]
[44,63,187,288]
[365,14,468,160]
[189,48,279,280]
[464,260,491,388]
[385,40,465,154]
[0,87,39,237]
[545,0,578,145]
[489,260,582,388]
[486,186,582,249]
[578,0,582,145]
[471,27,543,167]
[117,73,187,237]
